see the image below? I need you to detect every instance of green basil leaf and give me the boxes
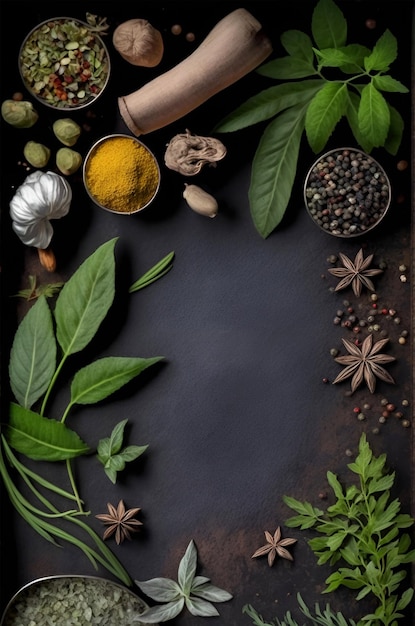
[396,588,414,611]
[257,56,316,79]
[346,90,374,153]
[70,356,163,405]
[55,238,117,355]
[358,83,390,147]
[104,418,127,455]
[373,75,409,94]
[384,105,403,154]
[280,29,314,63]
[9,295,56,410]
[178,540,197,594]
[364,30,397,72]
[214,80,324,133]
[7,402,89,461]
[120,444,148,462]
[305,81,348,152]
[249,102,307,238]
[338,44,372,73]
[104,466,117,484]
[311,0,347,49]
[315,47,353,68]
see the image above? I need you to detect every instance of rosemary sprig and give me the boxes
[129,250,175,292]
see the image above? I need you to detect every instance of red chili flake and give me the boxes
[381,308,388,315]
[353,407,361,413]
[372,303,378,309]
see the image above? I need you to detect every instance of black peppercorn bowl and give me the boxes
[303,147,392,238]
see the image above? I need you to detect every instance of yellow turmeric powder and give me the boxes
[84,135,159,213]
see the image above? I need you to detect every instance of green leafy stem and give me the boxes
[214,0,409,238]
[2,238,171,583]
[283,433,415,625]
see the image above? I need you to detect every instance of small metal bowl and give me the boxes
[83,134,161,214]
[19,17,111,110]
[0,574,154,626]
[303,147,392,238]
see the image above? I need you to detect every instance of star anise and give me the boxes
[96,500,142,545]
[332,334,396,394]
[328,249,383,297]
[252,527,297,567]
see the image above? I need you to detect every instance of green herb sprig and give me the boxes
[135,539,233,622]
[214,0,408,238]
[243,592,358,626]
[283,433,415,625]
[129,250,175,293]
[97,419,148,484]
[2,238,166,584]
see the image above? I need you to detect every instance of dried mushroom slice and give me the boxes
[164,128,227,175]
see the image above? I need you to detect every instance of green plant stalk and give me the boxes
[129,250,175,293]
[1,436,132,586]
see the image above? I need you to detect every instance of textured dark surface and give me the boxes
[0,2,413,625]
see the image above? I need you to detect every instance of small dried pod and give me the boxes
[56,147,82,175]
[37,246,57,272]
[23,141,51,168]
[113,19,164,67]
[53,118,81,146]
[183,183,218,218]
[165,129,227,175]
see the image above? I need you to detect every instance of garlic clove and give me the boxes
[183,184,218,218]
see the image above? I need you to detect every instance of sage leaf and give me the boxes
[191,582,233,602]
[136,578,181,602]
[305,81,348,152]
[9,295,56,410]
[311,0,347,49]
[186,596,219,617]
[178,539,198,594]
[358,83,390,147]
[70,356,163,405]
[257,56,316,80]
[364,29,397,72]
[214,80,324,133]
[249,102,307,238]
[280,29,314,63]
[384,105,404,155]
[7,402,89,461]
[55,238,117,356]
[136,601,184,623]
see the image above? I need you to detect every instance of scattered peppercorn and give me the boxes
[396,160,408,171]
[171,24,182,35]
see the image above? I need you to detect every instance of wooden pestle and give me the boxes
[118,8,273,136]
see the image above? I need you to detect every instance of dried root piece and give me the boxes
[165,129,227,175]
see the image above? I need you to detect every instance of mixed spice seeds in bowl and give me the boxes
[303,147,392,238]
[83,134,161,214]
[19,17,111,110]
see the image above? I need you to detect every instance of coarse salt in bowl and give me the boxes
[304,147,392,238]
[83,134,161,214]
[19,17,111,110]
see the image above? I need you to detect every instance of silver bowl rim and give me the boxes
[83,133,161,214]
[0,573,151,626]
[303,146,392,238]
[18,16,111,111]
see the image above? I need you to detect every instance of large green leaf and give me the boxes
[256,56,316,80]
[305,81,348,152]
[248,102,307,238]
[7,402,89,461]
[55,238,117,355]
[9,295,56,409]
[280,29,314,63]
[346,90,373,153]
[358,83,390,147]
[214,80,324,133]
[384,104,404,156]
[311,0,347,49]
[70,356,164,405]
[364,29,397,72]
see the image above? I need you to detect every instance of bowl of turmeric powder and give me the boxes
[83,134,160,214]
